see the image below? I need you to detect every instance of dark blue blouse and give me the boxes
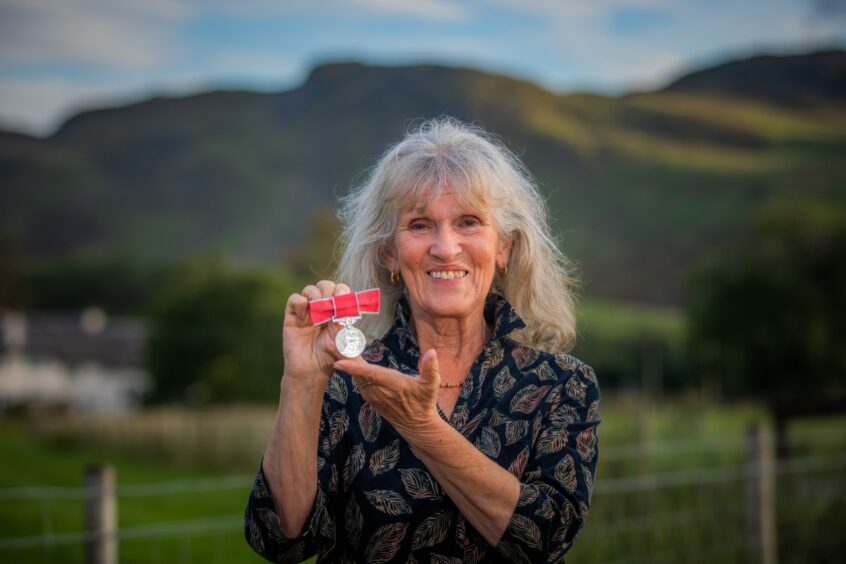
[245,293,600,563]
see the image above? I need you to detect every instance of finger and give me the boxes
[418,349,441,389]
[334,357,397,387]
[286,293,310,323]
[301,284,322,301]
[335,283,351,296]
[315,280,336,298]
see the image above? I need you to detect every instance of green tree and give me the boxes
[687,201,846,447]
[146,259,297,404]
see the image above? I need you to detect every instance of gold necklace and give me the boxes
[439,380,465,389]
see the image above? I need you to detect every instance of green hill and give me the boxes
[1,51,844,305]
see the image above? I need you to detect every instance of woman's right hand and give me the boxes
[281,280,351,387]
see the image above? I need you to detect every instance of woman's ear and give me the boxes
[497,234,514,270]
[381,244,399,273]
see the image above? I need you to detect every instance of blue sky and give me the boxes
[1,0,844,135]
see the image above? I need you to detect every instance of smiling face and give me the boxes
[383,192,512,327]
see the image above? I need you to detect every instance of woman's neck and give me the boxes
[409,306,491,365]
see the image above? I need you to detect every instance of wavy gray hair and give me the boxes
[335,117,578,352]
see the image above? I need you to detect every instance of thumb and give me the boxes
[418,349,441,389]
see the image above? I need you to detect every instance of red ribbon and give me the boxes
[308,288,381,325]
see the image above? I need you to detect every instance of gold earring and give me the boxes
[390,271,401,286]
[498,265,508,278]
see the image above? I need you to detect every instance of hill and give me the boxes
[1,51,845,305]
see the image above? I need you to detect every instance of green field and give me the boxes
[0,419,268,564]
[1,400,844,563]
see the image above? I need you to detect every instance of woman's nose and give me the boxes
[429,226,461,260]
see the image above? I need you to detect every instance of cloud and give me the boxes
[811,0,846,17]
[347,0,471,21]
[0,0,187,69]
[0,76,142,135]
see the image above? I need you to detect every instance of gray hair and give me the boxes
[335,117,578,352]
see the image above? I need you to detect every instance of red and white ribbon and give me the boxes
[308,288,381,325]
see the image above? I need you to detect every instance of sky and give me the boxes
[0,0,844,136]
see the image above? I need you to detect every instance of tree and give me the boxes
[687,201,846,451]
[145,259,297,404]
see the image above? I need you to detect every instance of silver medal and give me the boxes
[336,324,366,358]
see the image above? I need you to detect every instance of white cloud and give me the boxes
[0,77,143,135]
[0,0,187,69]
[351,0,471,21]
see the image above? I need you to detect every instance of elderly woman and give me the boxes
[244,118,599,563]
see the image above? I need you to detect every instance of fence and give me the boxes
[1,423,844,563]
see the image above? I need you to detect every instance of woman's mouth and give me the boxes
[427,270,468,280]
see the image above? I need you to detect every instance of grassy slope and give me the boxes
[1,400,844,563]
[0,422,268,564]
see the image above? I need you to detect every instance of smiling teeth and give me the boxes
[429,271,468,279]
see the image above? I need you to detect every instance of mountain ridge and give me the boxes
[1,49,844,305]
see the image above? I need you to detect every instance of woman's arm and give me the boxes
[244,281,350,561]
[337,350,517,544]
[262,376,325,537]
[396,410,521,545]
[334,351,600,561]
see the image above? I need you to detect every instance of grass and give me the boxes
[0,416,269,564]
[577,298,685,343]
[1,399,844,563]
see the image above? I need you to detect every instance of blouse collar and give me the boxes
[381,291,526,365]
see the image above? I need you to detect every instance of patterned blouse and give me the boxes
[244,293,600,563]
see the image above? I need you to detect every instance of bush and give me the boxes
[686,201,846,415]
[145,259,297,404]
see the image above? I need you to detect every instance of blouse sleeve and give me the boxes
[495,360,600,563]
[244,376,349,562]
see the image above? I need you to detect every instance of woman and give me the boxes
[245,118,599,563]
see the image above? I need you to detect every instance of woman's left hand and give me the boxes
[334,350,442,434]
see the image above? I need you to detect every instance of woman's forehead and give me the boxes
[397,186,489,215]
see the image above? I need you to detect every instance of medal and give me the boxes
[336,320,367,357]
[308,288,381,358]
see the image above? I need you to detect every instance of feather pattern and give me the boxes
[411,510,453,550]
[577,427,597,462]
[328,374,348,404]
[493,366,516,400]
[517,483,539,507]
[364,489,412,516]
[369,439,401,476]
[345,494,364,549]
[475,426,502,458]
[365,522,409,564]
[510,384,551,414]
[555,455,578,493]
[359,402,383,442]
[565,374,587,406]
[535,360,558,382]
[458,409,488,437]
[327,410,349,451]
[399,468,442,500]
[504,419,529,445]
[508,446,530,478]
[508,513,543,550]
[343,444,366,491]
[512,345,538,370]
[536,426,568,457]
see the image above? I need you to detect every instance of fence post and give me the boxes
[85,465,117,564]
[746,424,777,564]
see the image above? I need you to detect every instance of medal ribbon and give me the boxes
[308,288,381,325]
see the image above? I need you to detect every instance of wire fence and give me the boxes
[1,423,844,563]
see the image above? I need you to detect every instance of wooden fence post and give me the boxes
[85,465,117,564]
[746,424,777,564]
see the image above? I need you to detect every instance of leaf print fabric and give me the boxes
[244,293,600,563]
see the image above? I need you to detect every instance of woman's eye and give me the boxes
[460,217,481,227]
[409,221,428,231]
